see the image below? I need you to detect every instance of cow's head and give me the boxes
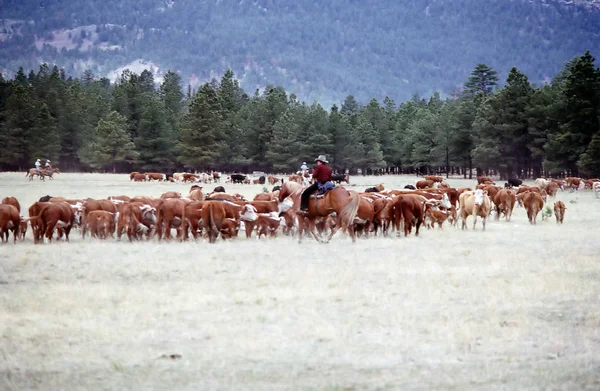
[70,202,85,226]
[240,204,258,221]
[441,193,452,209]
[278,197,293,214]
[139,204,157,223]
[474,189,486,206]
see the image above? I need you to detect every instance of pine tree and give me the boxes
[136,97,174,171]
[328,104,350,170]
[78,111,138,172]
[463,63,499,96]
[0,84,38,169]
[29,103,61,163]
[265,110,300,171]
[179,83,224,169]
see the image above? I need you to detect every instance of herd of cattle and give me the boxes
[1,173,599,244]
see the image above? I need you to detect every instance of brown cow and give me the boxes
[416,180,434,189]
[146,172,166,181]
[201,201,228,243]
[189,189,204,201]
[160,191,181,199]
[83,210,116,239]
[2,197,21,213]
[0,204,21,243]
[182,173,199,183]
[372,197,391,235]
[493,189,516,221]
[212,171,221,182]
[253,192,277,201]
[155,198,190,240]
[554,201,566,224]
[425,208,450,229]
[256,213,282,238]
[27,202,76,243]
[523,192,544,225]
[425,175,443,183]
[390,194,425,237]
[132,173,147,182]
[129,172,140,181]
[565,177,582,191]
[545,182,559,197]
[477,176,493,184]
[108,195,131,203]
[181,201,204,240]
[268,175,281,185]
[19,218,28,241]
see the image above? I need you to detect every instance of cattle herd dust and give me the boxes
[0,172,599,390]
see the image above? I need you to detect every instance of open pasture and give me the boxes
[1,172,599,390]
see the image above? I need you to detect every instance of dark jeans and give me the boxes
[300,182,319,210]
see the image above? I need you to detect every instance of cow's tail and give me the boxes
[180,202,187,241]
[209,203,219,242]
[339,190,360,230]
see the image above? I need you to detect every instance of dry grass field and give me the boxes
[1,172,599,390]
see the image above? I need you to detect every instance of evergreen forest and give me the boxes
[1,51,599,178]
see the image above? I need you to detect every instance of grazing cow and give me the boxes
[189,188,204,201]
[255,213,282,238]
[523,192,544,225]
[83,210,116,239]
[28,202,76,243]
[2,197,20,213]
[545,182,559,197]
[505,178,522,188]
[268,175,281,185]
[182,173,199,183]
[82,199,117,232]
[416,180,434,189]
[129,172,140,181]
[390,194,425,237]
[132,173,147,182]
[108,195,131,203]
[493,189,516,221]
[459,189,491,231]
[146,172,166,181]
[201,201,228,243]
[230,174,246,184]
[425,208,449,229]
[19,218,27,241]
[594,181,600,199]
[425,175,443,183]
[331,173,350,184]
[116,202,153,241]
[554,201,566,224]
[253,192,277,201]
[565,177,581,191]
[160,191,181,199]
[181,201,204,240]
[155,198,190,240]
[173,172,186,182]
[212,171,221,182]
[477,176,493,184]
[0,204,21,243]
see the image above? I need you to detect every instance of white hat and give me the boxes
[314,155,329,164]
[302,162,306,164]
[36,159,40,162]
[47,160,51,162]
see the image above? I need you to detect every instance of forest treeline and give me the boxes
[0,51,599,178]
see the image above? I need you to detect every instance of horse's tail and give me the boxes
[339,190,360,230]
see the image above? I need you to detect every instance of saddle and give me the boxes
[315,181,336,197]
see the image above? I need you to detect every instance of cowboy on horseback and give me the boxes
[298,155,333,214]
[34,159,42,174]
[45,159,52,170]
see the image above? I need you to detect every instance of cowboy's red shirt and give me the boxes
[312,164,332,183]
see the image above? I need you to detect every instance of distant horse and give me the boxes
[277,182,360,243]
[26,168,47,181]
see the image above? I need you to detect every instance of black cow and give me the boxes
[404,185,416,190]
[230,174,246,184]
[331,173,349,184]
[272,186,281,192]
[213,186,226,193]
[39,195,53,202]
[505,178,523,188]
[364,187,380,193]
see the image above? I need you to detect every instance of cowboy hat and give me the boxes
[302,162,306,164]
[314,155,329,163]
[36,159,40,162]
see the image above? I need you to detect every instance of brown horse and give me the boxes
[26,168,47,181]
[277,182,361,243]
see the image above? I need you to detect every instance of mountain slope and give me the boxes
[1,0,598,104]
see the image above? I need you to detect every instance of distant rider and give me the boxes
[34,159,41,174]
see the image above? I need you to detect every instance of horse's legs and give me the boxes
[307,219,323,243]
